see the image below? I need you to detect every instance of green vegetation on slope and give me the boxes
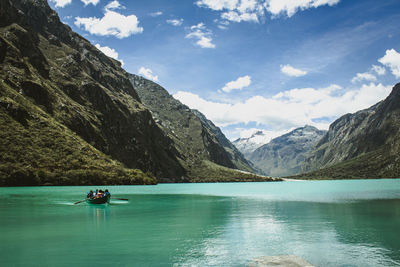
[297,83,400,179]
[188,160,281,183]
[0,0,278,185]
[0,0,185,185]
[130,74,269,182]
[289,145,400,180]
[0,81,156,186]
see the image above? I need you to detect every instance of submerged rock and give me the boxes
[249,255,314,267]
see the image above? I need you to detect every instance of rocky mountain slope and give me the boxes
[232,131,270,158]
[298,83,400,179]
[129,74,259,180]
[248,126,326,177]
[0,0,186,185]
[0,0,271,185]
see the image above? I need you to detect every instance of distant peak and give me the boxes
[302,125,318,131]
[250,130,265,137]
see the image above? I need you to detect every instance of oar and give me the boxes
[112,197,129,201]
[73,199,87,205]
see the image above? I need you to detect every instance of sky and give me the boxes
[49,0,400,141]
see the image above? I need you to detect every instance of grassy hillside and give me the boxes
[188,160,281,183]
[130,74,270,183]
[289,144,400,180]
[0,81,156,186]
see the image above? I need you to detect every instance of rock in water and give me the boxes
[249,255,314,267]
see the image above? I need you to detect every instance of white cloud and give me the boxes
[138,67,159,82]
[371,65,386,76]
[49,0,71,8]
[222,75,252,92]
[75,10,143,38]
[266,0,340,17]
[150,11,163,17]
[196,0,340,23]
[174,83,392,132]
[166,19,184,26]
[105,0,125,10]
[221,11,259,22]
[378,49,400,78]
[237,128,291,142]
[351,72,377,83]
[185,23,216,49]
[81,0,100,6]
[196,0,263,23]
[95,44,124,66]
[280,64,307,77]
[196,0,239,11]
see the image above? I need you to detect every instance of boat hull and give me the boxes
[86,195,110,204]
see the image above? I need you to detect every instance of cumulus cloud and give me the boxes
[95,44,124,66]
[221,11,259,23]
[222,75,252,92]
[185,23,215,48]
[81,0,99,6]
[266,0,340,17]
[138,67,159,82]
[280,64,307,77]
[196,0,340,23]
[351,72,377,83]
[378,49,400,78]
[75,10,143,38]
[166,19,184,26]
[196,0,264,23]
[371,65,386,76]
[105,0,125,10]
[174,83,392,132]
[49,0,71,8]
[196,0,238,11]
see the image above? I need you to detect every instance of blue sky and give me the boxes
[49,0,400,140]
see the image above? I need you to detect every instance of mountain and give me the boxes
[232,131,270,158]
[248,126,326,177]
[298,83,400,179]
[0,0,272,185]
[190,109,255,172]
[0,0,186,185]
[129,74,262,181]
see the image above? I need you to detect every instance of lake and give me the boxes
[0,179,400,266]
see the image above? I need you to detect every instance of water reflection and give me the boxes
[86,204,110,226]
[0,182,399,266]
[176,198,400,266]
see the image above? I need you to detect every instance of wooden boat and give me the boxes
[86,195,110,204]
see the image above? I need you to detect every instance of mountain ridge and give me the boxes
[296,83,400,179]
[248,125,326,177]
[129,74,262,181]
[0,0,272,185]
[232,130,271,158]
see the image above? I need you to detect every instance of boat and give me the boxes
[86,195,110,204]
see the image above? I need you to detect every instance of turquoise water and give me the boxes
[0,179,400,266]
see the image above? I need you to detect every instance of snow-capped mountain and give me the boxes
[232,131,271,158]
[249,125,327,177]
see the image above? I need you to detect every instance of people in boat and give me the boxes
[87,190,94,199]
[87,189,110,199]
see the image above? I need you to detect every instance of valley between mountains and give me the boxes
[1,0,399,186]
